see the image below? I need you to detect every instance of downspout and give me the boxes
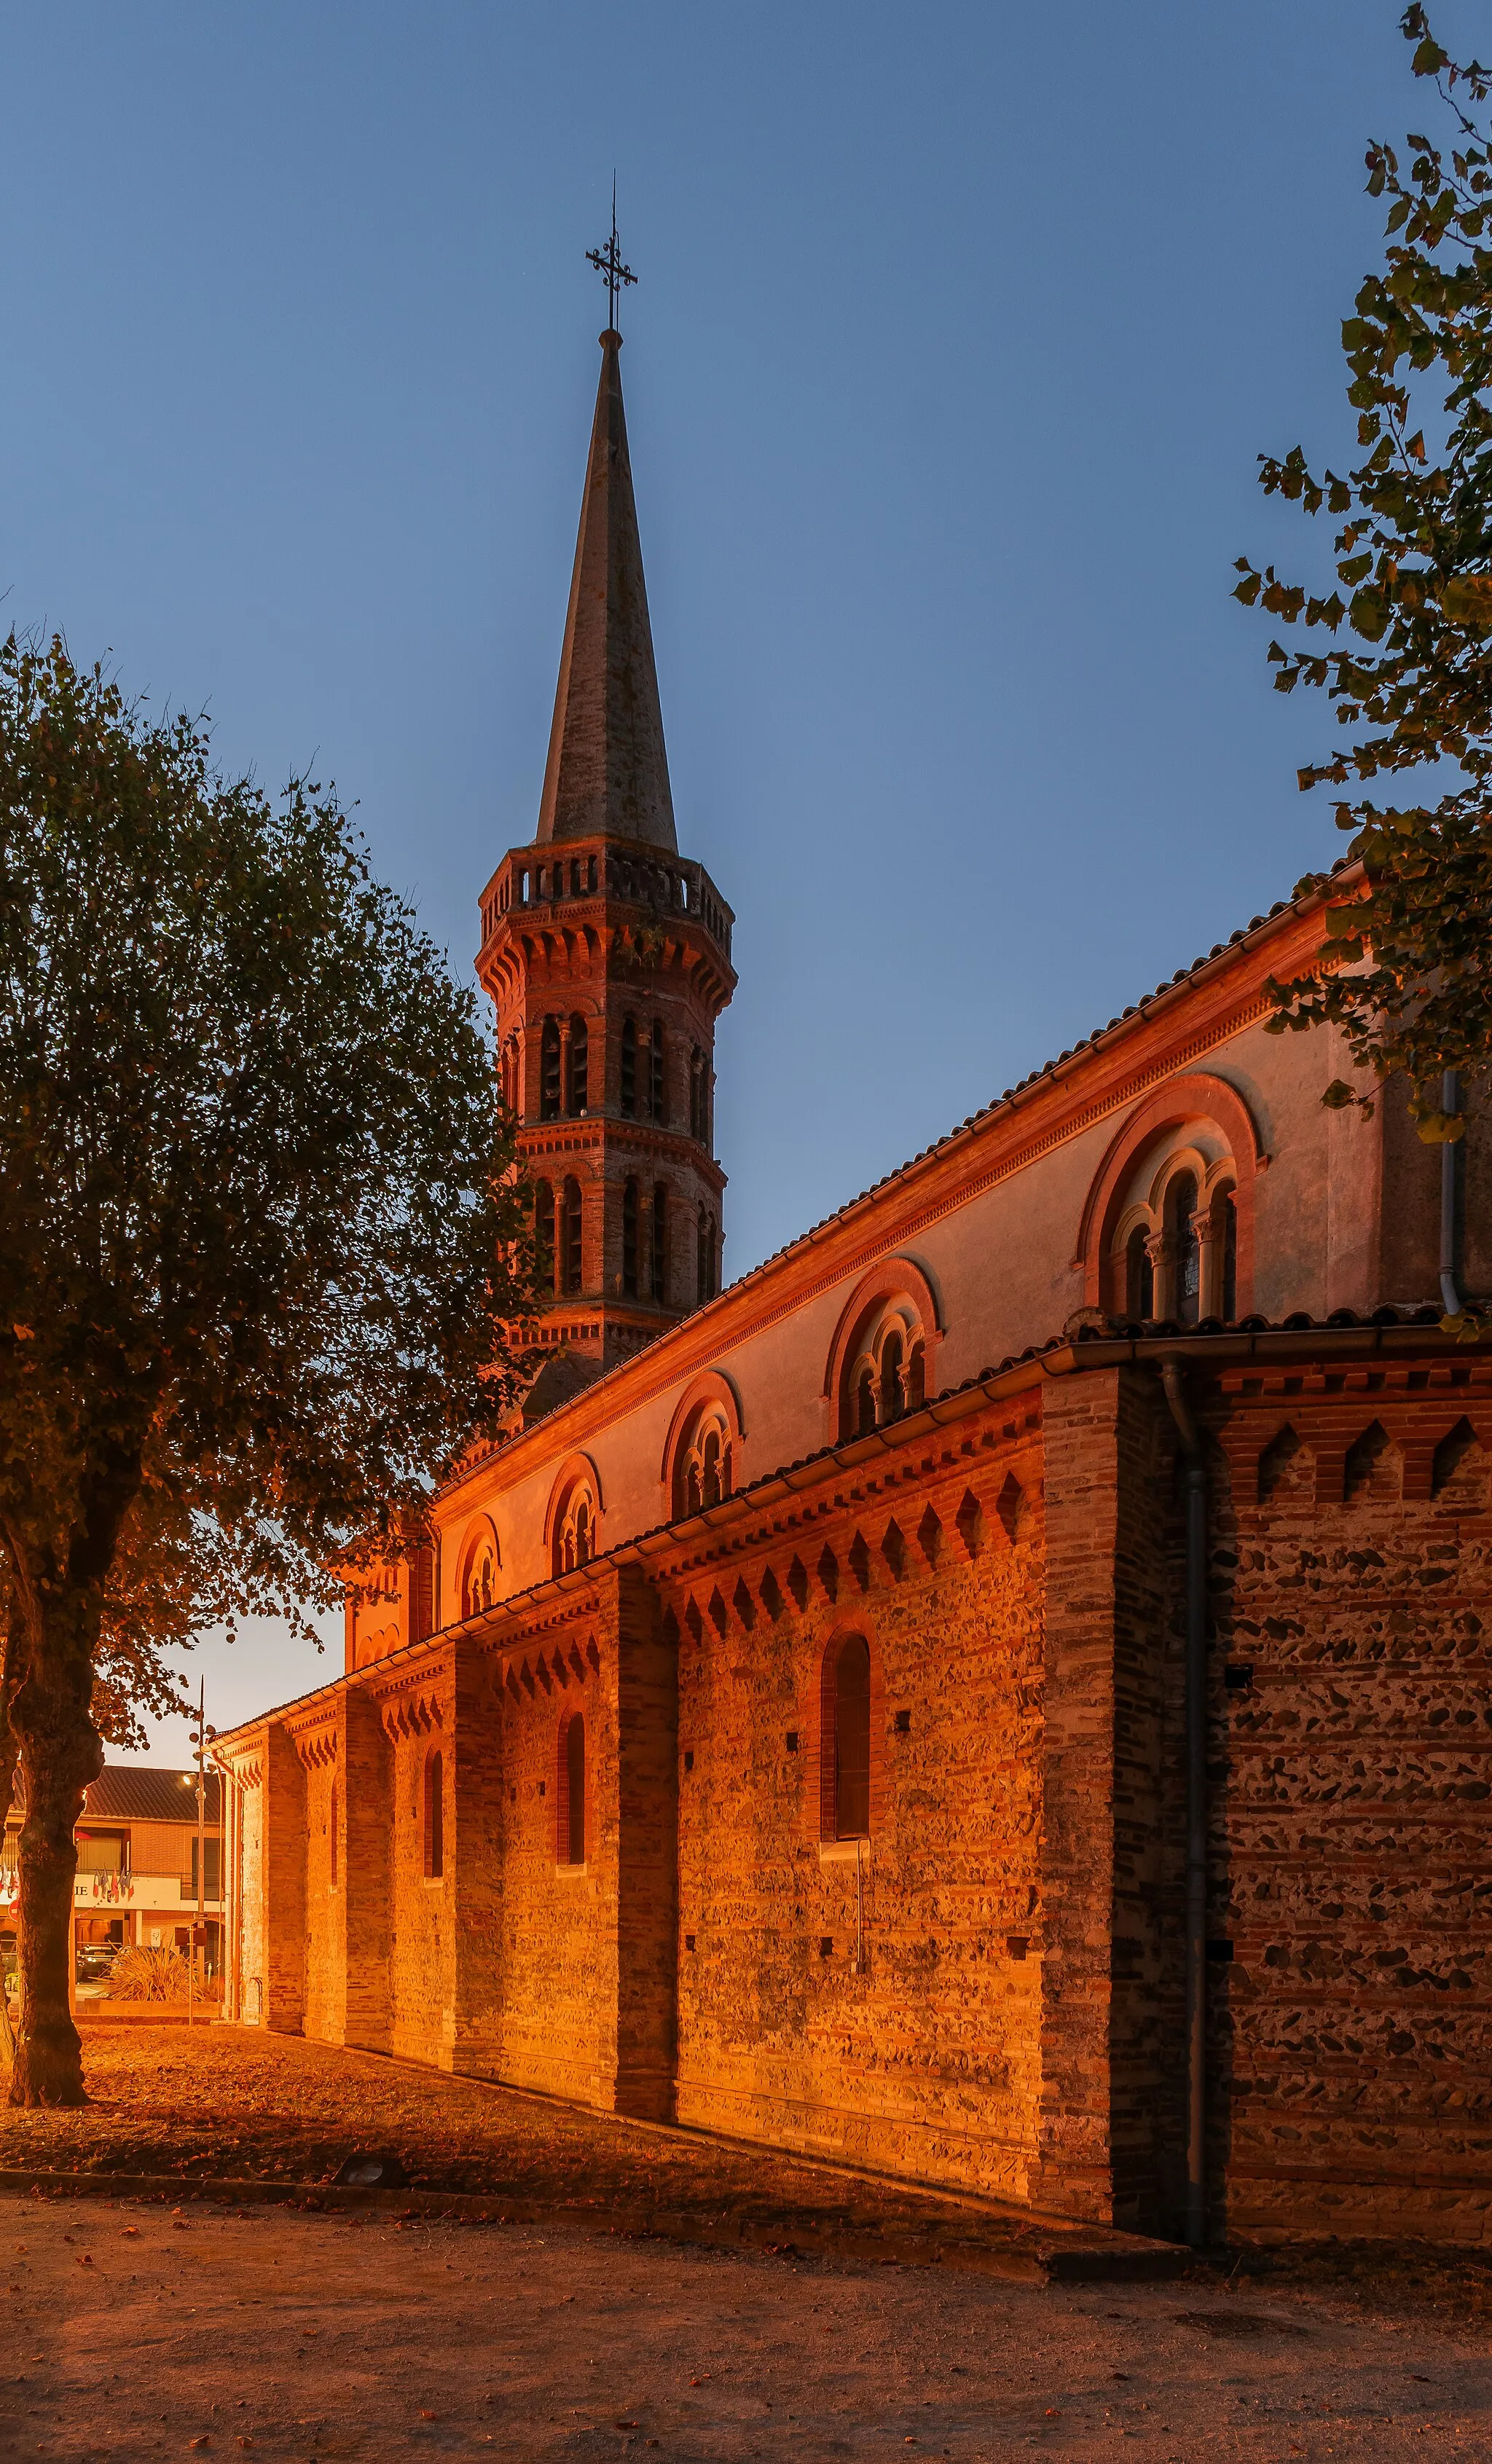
[1440,1069,1464,1319]
[1160,1356,1208,2251]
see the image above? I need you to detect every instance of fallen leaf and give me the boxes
[615,2422,639,2432]
[419,2411,436,2421]
[121,2227,140,2238]
[76,2253,95,2267]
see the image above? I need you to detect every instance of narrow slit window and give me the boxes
[622,1177,640,1298]
[562,1178,584,1295]
[535,1181,556,1296]
[1126,1225,1153,1321]
[1168,1172,1200,1326]
[833,1638,871,1840]
[621,1018,637,1118]
[565,1716,586,1865]
[651,1184,667,1305]
[568,1016,589,1115]
[650,1021,666,1123]
[424,1751,444,1880]
[540,1017,562,1121]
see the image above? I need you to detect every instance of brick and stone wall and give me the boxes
[226,1334,1492,2245]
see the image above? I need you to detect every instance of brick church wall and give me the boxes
[1204,1360,1492,2244]
[489,1585,621,2106]
[667,1403,1048,2200]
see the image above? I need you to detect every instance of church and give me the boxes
[216,321,1492,2251]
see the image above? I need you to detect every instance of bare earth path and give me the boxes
[1,2025,1490,2459]
[6,2194,1492,2462]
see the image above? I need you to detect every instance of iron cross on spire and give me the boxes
[586,178,637,332]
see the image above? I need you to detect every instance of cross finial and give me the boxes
[586,175,637,334]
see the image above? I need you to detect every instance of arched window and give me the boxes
[831,1636,871,1840]
[567,1016,589,1115]
[668,1388,739,1521]
[534,1180,557,1297]
[1126,1225,1153,1321]
[879,1329,905,1426]
[329,1782,337,1888]
[621,1017,638,1118]
[554,1481,597,1574]
[697,1207,718,1303]
[688,1046,704,1142]
[423,1750,444,1880]
[1166,1171,1201,1326]
[560,1715,586,1866]
[562,1178,584,1295]
[622,1177,640,1298]
[830,1268,940,1445]
[541,1017,562,1121]
[650,1021,666,1123]
[651,1185,668,1305]
[462,1526,498,1620]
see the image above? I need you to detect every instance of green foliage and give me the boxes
[1236,8,1492,1131]
[0,626,536,1853]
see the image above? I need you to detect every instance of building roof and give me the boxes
[535,328,678,851]
[6,1764,222,1827]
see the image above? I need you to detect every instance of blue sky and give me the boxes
[2,1,1475,1749]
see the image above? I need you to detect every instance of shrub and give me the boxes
[106,1945,192,2004]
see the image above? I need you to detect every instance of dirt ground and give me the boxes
[3,2024,1492,2459]
[0,2023,1155,2269]
[6,2192,1492,2462]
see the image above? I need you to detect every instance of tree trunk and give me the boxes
[11,1628,103,2107]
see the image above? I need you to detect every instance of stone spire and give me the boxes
[536,329,678,850]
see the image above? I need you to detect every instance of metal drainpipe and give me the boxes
[1440,1069,1464,1319]
[1161,1355,1208,2251]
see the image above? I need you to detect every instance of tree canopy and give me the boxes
[1235,7,1492,1137]
[0,630,534,2100]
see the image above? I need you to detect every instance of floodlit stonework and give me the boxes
[216,327,1492,2246]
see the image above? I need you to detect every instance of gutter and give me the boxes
[1159,1357,1209,2253]
[1440,1069,1464,1319]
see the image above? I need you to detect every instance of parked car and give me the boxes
[75,1942,117,1984]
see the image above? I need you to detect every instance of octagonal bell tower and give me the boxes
[478,328,736,1416]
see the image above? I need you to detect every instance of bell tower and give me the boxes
[477,327,737,1413]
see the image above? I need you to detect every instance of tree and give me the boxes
[1235,7,1492,1145]
[0,632,534,2105]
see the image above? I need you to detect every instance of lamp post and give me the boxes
[186,1685,218,2022]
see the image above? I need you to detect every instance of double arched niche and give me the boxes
[458,1515,502,1622]
[660,1371,746,1523]
[1077,1073,1265,1327]
[824,1258,944,1446]
[545,1453,604,1579]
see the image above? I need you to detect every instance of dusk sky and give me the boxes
[2,1,1474,1751]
